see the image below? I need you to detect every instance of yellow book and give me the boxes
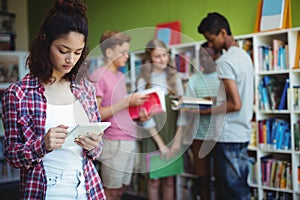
[293,32,300,69]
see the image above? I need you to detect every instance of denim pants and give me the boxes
[214,142,251,200]
[45,167,88,200]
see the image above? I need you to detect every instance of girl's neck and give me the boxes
[51,70,66,82]
[152,66,164,74]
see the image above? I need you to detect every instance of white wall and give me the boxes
[7,0,28,50]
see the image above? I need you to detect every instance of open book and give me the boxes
[171,96,213,110]
[128,87,166,120]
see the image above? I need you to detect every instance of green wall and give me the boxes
[28,0,300,50]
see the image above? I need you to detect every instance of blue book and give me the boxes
[261,86,270,110]
[283,129,291,150]
[275,120,287,149]
[278,78,290,110]
[263,76,273,109]
[271,120,278,148]
[266,118,275,148]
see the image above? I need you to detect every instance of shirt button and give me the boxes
[86,190,90,194]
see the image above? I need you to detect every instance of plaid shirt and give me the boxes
[2,73,106,200]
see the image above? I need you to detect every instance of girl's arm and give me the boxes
[147,127,169,155]
[2,89,47,169]
[96,93,148,120]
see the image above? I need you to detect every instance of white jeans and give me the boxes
[45,167,87,200]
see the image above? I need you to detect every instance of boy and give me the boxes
[90,31,148,200]
[197,12,254,200]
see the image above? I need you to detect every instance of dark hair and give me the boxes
[137,39,178,95]
[27,0,88,83]
[99,30,131,58]
[200,41,221,57]
[197,12,231,36]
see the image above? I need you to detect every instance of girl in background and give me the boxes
[137,39,185,200]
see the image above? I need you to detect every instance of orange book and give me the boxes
[254,0,263,32]
[293,32,300,69]
[282,0,292,29]
[298,166,300,188]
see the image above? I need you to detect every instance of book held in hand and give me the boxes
[128,87,166,120]
[171,96,213,110]
[146,152,184,179]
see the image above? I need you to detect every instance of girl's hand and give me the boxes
[128,93,149,106]
[74,132,103,151]
[44,124,68,151]
[138,108,151,122]
[168,141,181,159]
[159,146,170,160]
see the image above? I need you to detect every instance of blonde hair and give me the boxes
[138,39,178,95]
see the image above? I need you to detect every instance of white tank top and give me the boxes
[42,100,89,170]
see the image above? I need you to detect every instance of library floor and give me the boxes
[122,193,147,200]
[0,182,147,200]
[0,181,19,200]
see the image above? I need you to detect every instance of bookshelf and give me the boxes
[123,27,300,199]
[0,51,28,185]
[252,27,300,200]
[0,10,16,51]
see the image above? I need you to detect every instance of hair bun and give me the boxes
[54,0,86,16]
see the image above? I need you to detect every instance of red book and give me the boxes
[128,88,166,120]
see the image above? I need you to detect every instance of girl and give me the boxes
[137,39,185,200]
[2,0,105,199]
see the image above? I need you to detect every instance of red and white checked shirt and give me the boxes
[2,73,106,200]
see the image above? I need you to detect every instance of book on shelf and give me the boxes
[298,165,300,190]
[258,75,288,111]
[278,78,289,110]
[174,52,192,79]
[171,96,213,111]
[263,191,292,199]
[248,157,257,184]
[273,39,288,70]
[258,118,290,150]
[257,41,288,71]
[293,32,300,69]
[128,87,166,120]
[146,152,184,179]
[294,120,300,151]
[260,155,292,189]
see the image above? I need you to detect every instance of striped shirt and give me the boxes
[185,71,220,140]
[2,73,105,200]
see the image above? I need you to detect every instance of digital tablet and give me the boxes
[67,122,111,138]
